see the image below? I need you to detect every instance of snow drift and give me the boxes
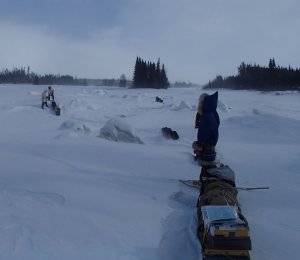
[99,118,144,144]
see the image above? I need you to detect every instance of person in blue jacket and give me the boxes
[193,91,220,162]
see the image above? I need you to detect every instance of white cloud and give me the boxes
[0,22,135,79]
[0,0,300,83]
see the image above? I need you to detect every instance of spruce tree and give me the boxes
[160,65,169,89]
[132,56,169,89]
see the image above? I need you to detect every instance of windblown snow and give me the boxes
[0,84,299,260]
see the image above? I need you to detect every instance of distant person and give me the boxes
[48,86,54,100]
[41,89,49,109]
[193,91,220,162]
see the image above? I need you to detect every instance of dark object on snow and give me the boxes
[51,101,57,110]
[161,127,179,140]
[156,96,163,103]
[51,101,61,116]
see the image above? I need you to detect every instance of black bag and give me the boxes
[161,127,179,140]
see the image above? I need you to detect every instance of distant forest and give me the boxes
[0,58,190,89]
[204,58,300,91]
[0,66,128,87]
[132,57,170,89]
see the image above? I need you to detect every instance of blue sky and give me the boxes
[0,0,299,84]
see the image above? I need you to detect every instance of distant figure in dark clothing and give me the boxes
[193,91,220,162]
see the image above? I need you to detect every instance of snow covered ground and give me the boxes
[0,84,299,260]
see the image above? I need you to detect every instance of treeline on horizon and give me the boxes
[0,66,130,87]
[204,58,300,91]
[0,65,196,89]
[132,57,170,89]
[0,58,171,89]
[0,67,88,86]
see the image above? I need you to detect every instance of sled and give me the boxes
[199,206,252,260]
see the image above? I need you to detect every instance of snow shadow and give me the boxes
[58,120,94,138]
[157,189,201,260]
[222,111,300,144]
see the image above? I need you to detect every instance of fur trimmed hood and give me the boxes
[197,93,208,115]
[203,91,218,113]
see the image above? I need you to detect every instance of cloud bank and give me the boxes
[0,0,300,84]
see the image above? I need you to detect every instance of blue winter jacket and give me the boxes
[197,91,220,146]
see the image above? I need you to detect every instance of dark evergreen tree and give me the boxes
[132,56,169,89]
[268,58,276,69]
[203,58,300,91]
[33,75,39,85]
[160,65,169,89]
[147,62,156,87]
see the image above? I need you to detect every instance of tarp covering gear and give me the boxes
[197,165,252,259]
